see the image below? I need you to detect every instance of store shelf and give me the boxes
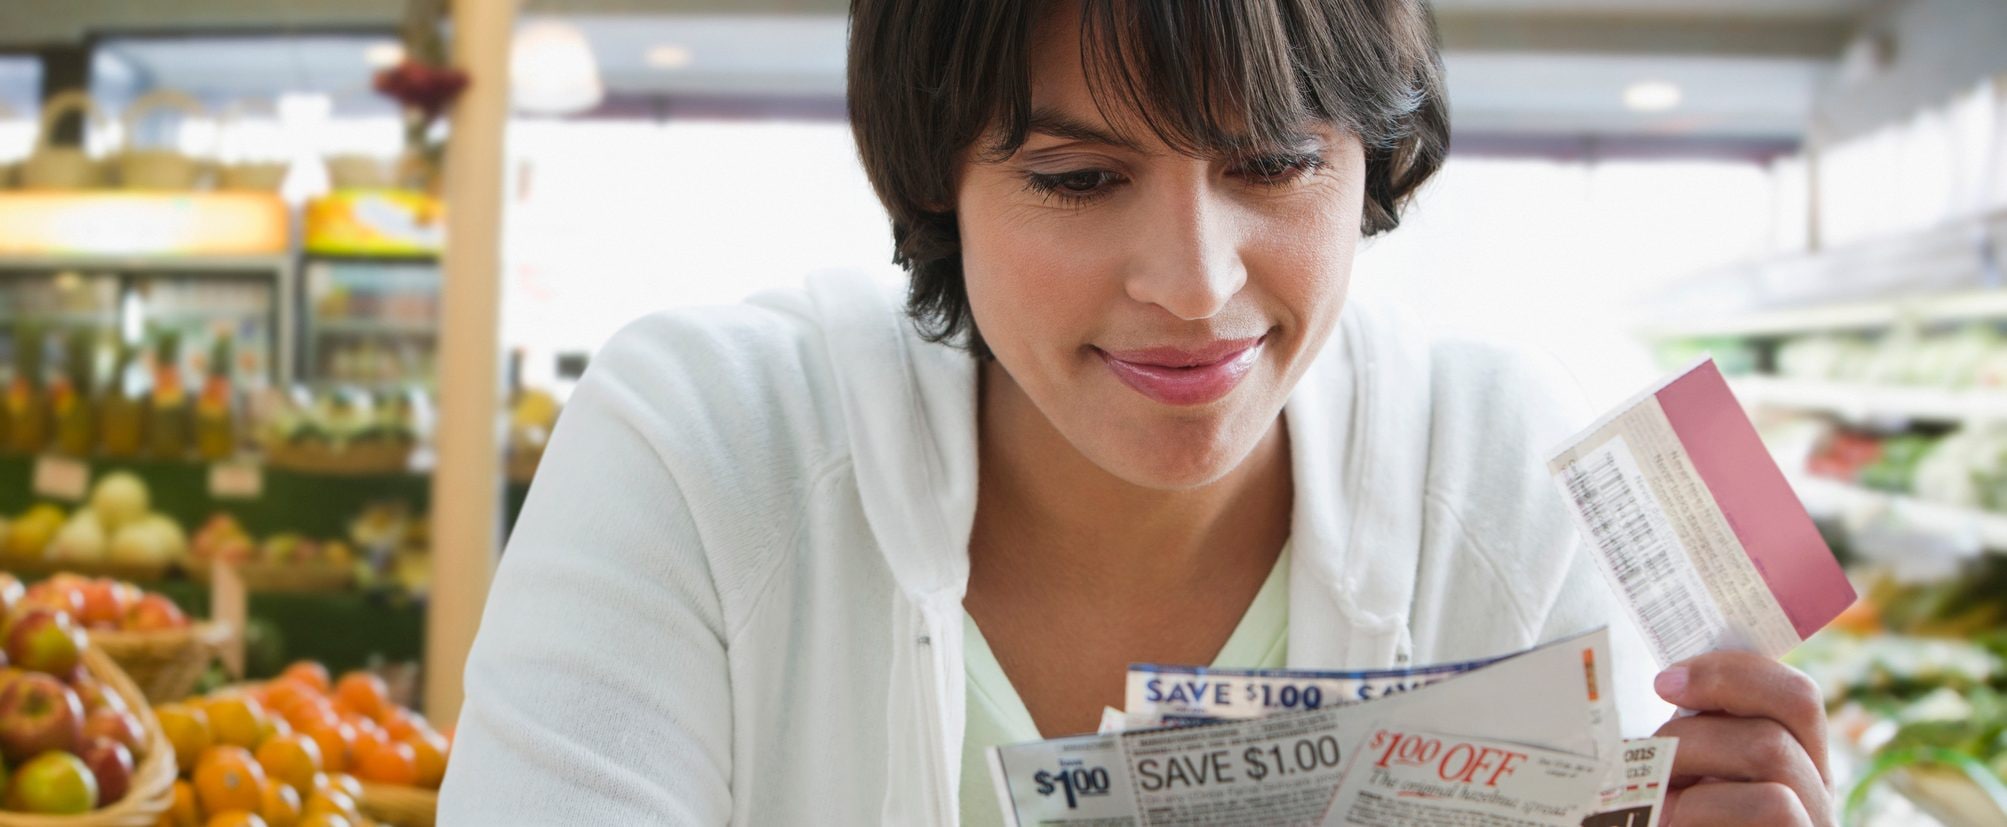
[0,311,119,327]
[312,319,438,337]
[1794,475,2007,552]
[0,254,292,275]
[1645,289,2007,340]
[1732,376,2007,423]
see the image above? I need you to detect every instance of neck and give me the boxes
[970,358,1293,598]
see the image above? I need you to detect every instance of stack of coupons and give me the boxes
[985,358,1854,827]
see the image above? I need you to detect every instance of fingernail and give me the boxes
[1655,666,1688,699]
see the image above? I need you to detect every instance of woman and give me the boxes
[440,1,1835,824]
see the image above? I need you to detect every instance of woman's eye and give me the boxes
[1235,153,1325,186]
[1023,169,1125,204]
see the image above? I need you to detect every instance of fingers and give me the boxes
[1654,713,1834,827]
[1664,781,1815,827]
[1656,650,1831,785]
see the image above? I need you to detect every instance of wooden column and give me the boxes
[426,0,516,726]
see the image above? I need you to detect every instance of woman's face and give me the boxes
[956,8,1367,490]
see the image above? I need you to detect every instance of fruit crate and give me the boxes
[90,622,234,705]
[0,647,175,827]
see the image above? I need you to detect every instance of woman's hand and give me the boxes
[1651,650,1836,826]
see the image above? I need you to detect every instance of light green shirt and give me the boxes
[958,545,1292,827]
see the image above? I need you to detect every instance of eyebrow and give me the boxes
[1022,105,1325,157]
[1025,106,1146,152]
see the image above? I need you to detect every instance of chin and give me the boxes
[1087,413,1257,491]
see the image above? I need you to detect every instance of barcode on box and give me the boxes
[1560,437,1725,666]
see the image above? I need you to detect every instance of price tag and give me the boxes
[208,461,264,500]
[31,455,91,501]
[211,560,249,679]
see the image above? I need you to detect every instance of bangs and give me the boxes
[984,0,1437,160]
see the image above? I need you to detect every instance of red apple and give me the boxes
[77,580,124,630]
[14,583,82,623]
[107,581,142,619]
[5,609,85,676]
[122,594,187,632]
[82,707,143,755]
[0,673,84,762]
[5,750,97,814]
[79,736,133,806]
[71,674,128,716]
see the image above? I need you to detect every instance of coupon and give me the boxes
[1124,653,1505,727]
[1546,357,1856,668]
[1323,726,1605,826]
[1583,737,1678,827]
[987,627,1617,826]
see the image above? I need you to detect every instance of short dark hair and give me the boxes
[847,0,1450,358]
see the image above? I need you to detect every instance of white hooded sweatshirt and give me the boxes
[438,269,1667,826]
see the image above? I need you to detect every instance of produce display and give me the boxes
[0,572,158,815]
[1773,325,2007,389]
[257,391,421,475]
[0,328,244,463]
[157,661,449,827]
[3,471,189,574]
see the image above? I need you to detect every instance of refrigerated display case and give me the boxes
[0,192,294,390]
[299,189,443,390]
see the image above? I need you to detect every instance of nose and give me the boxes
[1123,176,1247,321]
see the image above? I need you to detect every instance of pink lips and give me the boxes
[1096,335,1266,406]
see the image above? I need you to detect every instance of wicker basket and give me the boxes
[0,647,176,826]
[89,622,232,704]
[358,783,437,827]
[1,558,172,584]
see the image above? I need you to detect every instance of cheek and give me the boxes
[957,185,1121,358]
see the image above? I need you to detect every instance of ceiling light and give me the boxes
[511,20,605,116]
[646,45,694,69]
[1623,81,1681,113]
[365,41,406,68]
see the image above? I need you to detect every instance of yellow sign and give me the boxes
[0,192,289,256]
[304,189,445,257]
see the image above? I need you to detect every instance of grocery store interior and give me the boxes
[0,0,2002,824]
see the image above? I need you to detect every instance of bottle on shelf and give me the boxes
[5,326,49,455]
[146,330,192,460]
[196,332,237,460]
[99,339,144,458]
[52,328,97,457]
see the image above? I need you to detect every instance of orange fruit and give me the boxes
[280,662,332,695]
[299,721,355,774]
[332,673,388,722]
[295,815,352,827]
[195,746,270,816]
[282,697,338,732]
[319,773,364,802]
[205,813,269,827]
[350,725,391,766]
[354,738,418,785]
[300,789,359,821]
[206,695,272,750]
[405,729,449,789]
[380,708,426,740]
[255,733,323,793]
[263,681,318,717]
[260,779,302,827]
[168,780,201,827]
[158,704,215,772]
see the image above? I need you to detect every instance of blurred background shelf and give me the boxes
[1734,376,2007,424]
[1794,475,2007,553]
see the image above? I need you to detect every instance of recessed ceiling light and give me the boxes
[646,44,695,69]
[1623,80,1681,113]
[365,41,406,68]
